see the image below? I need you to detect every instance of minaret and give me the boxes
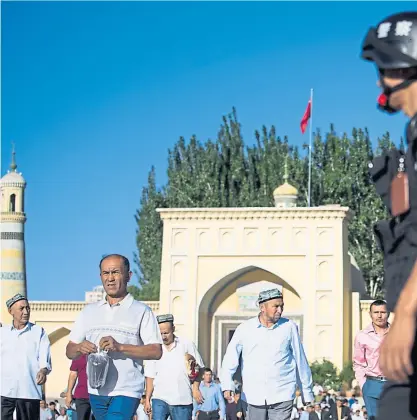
[1,145,27,323]
[273,156,298,208]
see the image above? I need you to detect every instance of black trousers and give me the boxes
[378,331,417,419]
[75,398,95,420]
[198,410,219,420]
[1,396,40,420]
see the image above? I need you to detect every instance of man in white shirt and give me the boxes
[40,400,53,420]
[220,288,313,420]
[1,294,52,420]
[145,314,205,420]
[66,254,163,420]
[312,384,323,398]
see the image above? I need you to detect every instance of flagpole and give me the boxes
[307,88,313,207]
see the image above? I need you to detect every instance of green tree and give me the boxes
[130,167,165,300]
[134,108,397,300]
[339,361,355,387]
[310,359,341,390]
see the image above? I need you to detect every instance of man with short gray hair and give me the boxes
[220,288,313,420]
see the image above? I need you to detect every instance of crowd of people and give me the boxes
[1,254,314,420]
[2,12,417,418]
[0,252,385,420]
[32,382,373,420]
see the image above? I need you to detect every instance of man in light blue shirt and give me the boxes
[194,368,226,420]
[40,400,53,420]
[1,293,52,420]
[219,288,313,420]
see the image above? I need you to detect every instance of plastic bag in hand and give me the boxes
[88,350,110,389]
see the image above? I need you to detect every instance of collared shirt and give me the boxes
[145,336,204,405]
[40,408,53,420]
[353,323,389,388]
[1,322,52,400]
[193,382,226,418]
[219,316,314,406]
[69,293,162,399]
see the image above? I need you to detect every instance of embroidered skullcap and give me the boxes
[157,314,174,324]
[257,288,283,304]
[6,293,27,309]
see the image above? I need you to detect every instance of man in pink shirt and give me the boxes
[353,299,389,420]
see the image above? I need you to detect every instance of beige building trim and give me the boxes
[157,206,353,221]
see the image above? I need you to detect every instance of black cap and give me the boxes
[361,12,417,69]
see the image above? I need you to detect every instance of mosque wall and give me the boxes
[157,206,354,371]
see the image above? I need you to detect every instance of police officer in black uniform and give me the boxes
[361,11,417,420]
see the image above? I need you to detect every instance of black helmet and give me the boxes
[361,12,417,113]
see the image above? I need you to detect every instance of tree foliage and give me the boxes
[132,108,400,300]
[310,359,341,390]
[130,167,165,300]
[310,359,355,390]
[339,361,355,388]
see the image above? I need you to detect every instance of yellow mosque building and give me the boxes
[1,154,377,398]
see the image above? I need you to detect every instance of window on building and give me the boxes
[9,194,16,212]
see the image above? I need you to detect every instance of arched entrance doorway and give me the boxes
[198,266,302,375]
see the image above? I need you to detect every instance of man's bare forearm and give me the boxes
[67,371,77,396]
[119,343,162,360]
[66,342,82,360]
[145,377,154,401]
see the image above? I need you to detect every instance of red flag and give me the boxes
[300,100,311,134]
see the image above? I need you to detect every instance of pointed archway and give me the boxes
[197,265,302,374]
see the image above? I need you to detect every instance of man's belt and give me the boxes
[249,402,280,409]
[366,375,387,381]
[200,410,219,415]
